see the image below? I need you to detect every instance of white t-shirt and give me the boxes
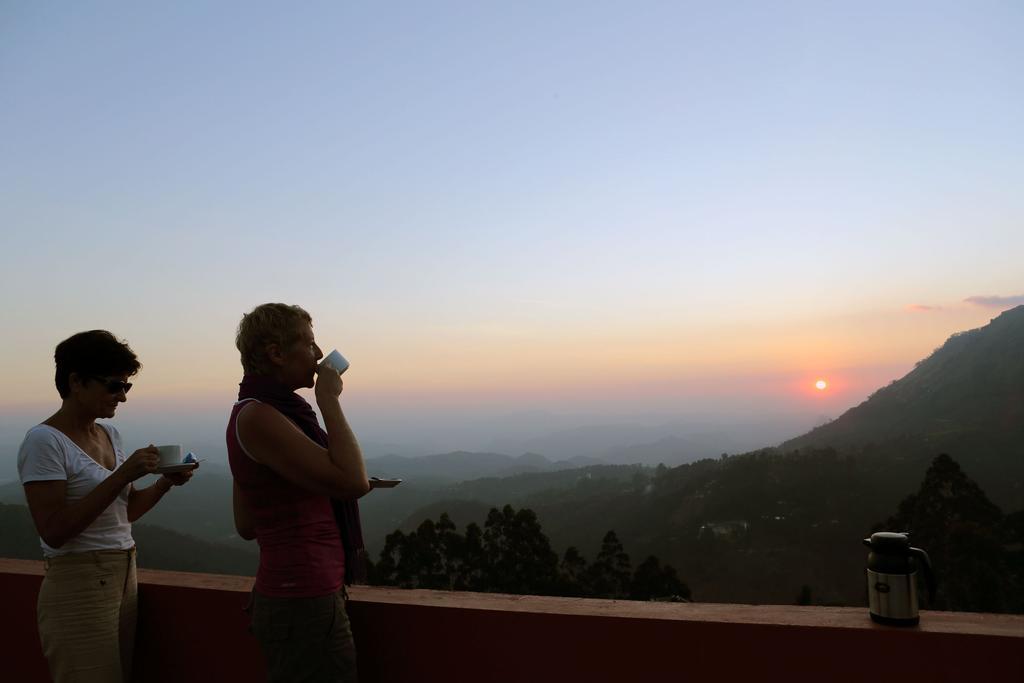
[17,423,134,558]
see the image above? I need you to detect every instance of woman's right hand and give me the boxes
[314,362,344,403]
[119,445,160,483]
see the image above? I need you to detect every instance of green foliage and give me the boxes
[557,546,589,596]
[372,505,690,601]
[378,440,1019,611]
[586,531,632,598]
[481,505,559,594]
[878,453,1021,613]
[374,513,476,590]
[630,556,691,601]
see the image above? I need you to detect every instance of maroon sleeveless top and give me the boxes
[227,399,344,597]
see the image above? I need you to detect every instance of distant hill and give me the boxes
[0,464,251,552]
[600,435,735,466]
[0,502,257,575]
[781,305,1024,510]
[484,416,814,465]
[364,450,600,482]
[389,465,646,538]
[382,311,1024,608]
[783,306,1024,452]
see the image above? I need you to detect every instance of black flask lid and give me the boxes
[863,532,910,553]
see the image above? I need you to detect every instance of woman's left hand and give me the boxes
[162,469,194,487]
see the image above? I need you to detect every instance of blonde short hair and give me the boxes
[236,303,313,375]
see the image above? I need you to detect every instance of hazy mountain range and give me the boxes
[0,405,822,479]
[783,304,1024,454]
[1,306,1020,609]
[360,306,1023,604]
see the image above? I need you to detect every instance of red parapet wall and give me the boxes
[0,559,266,682]
[2,558,1022,682]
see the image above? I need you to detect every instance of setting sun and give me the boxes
[815,379,828,391]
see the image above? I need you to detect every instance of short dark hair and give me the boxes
[236,303,313,375]
[54,330,141,398]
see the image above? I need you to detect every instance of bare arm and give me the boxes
[127,478,170,522]
[319,399,370,493]
[23,447,160,548]
[232,480,256,540]
[127,467,193,522]
[237,370,369,500]
[238,404,370,500]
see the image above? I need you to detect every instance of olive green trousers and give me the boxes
[250,589,358,683]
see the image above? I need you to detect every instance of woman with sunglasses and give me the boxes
[16,330,194,683]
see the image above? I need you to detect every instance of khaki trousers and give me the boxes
[37,548,138,683]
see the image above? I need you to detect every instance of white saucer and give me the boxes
[155,462,199,474]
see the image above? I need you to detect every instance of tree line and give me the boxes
[876,453,1023,614]
[369,504,691,601]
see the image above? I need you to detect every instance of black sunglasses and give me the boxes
[90,376,133,394]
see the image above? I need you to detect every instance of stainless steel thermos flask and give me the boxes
[863,532,935,626]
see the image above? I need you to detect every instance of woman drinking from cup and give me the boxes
[17,330,195,683]
[228,303,371,683]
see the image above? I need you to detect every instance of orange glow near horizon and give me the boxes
[0,306,995,414]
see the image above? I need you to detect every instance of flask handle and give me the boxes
[910,547,936,604]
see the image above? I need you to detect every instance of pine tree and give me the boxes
[630,555,691,601]
[881,453,1011,612]
[481,505,559,595]
[558,546,589,596]
[586,531,632,598]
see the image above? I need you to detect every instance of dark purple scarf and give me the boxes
[238,374,366,584]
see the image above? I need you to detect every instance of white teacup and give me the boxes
[156,445,184,467]
[321,349,350,375]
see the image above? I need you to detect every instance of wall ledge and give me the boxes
[4,557,1020,638]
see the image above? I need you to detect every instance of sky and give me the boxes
[1,2,1022,459]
